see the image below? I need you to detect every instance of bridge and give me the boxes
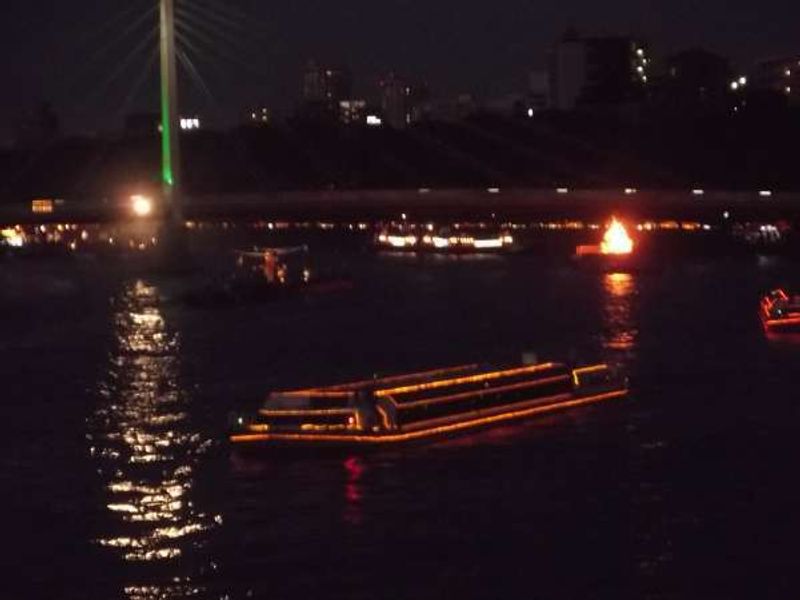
[3,188,800,227]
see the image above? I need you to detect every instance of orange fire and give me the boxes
[601,218,634,255]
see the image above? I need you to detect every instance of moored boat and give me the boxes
[230,360,627,450]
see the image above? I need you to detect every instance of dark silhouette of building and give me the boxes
[549,30,648,110]
[299,60,353,122]
[338,99,367,125]
[379,73,412,128]
[378,74,430,128]
[245,106,271,127]
[750,55,800,104]
[653,48,733,113]
[14,102,61,148]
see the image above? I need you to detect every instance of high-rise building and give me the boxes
[303,60,353,107]
[750,55,800,101]
[379,73,412,128]
[526,70,551,114]
[549,31,648,110]
[246,106,270,126]
[653,49,732,112]
[339,99,367,125]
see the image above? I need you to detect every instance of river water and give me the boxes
[3,243,800,599]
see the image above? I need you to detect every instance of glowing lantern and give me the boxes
[601,218,634,255]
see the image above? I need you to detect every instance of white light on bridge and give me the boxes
[180,117,200,130]
[692,189,705,196]
[131,195,154,217]
[759,190,773,198]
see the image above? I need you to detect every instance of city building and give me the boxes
[302,60,353,111]
[14,102,61,148]
[379,73,413,128]
[339,99,367,125]
[750,55,800,102]
[246,106,270,126]
[527,70,550,113]
[549,31,648,110]
[652,48,732,113]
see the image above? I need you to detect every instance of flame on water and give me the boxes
[601,218,634,255]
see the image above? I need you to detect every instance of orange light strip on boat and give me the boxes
[289,364,480,394]
[257,408,356,417]
[394,375,570,409]
[573,364,609,375]
[572,364,609,386]
[375,405,391,430]
[231,389,627,445]
[765,316,800,327]
[400,392,573,433]
[375,363,559,398]
[271,391,354,399]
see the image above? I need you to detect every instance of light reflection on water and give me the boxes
[343,456,365,525]
[602,272,639,355]
[89,280,220,599]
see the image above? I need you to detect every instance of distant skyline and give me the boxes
[2,0,799,142]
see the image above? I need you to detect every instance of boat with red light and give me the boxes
[761,289,800,334]
[229,360,628,450]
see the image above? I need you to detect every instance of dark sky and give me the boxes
[2,0,799,143]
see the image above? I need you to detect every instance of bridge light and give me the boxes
[131,195,153,217]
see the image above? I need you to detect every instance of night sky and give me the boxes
[2,0,799,142]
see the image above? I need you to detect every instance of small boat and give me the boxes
[183,246,351,307]
[229,360,627,450]
[761,289,800,333]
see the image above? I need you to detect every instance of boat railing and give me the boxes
[572,364,626,391]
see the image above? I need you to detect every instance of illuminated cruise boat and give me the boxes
[761,289,800,334]
[230,360,627,450]
[375,224,515,253]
